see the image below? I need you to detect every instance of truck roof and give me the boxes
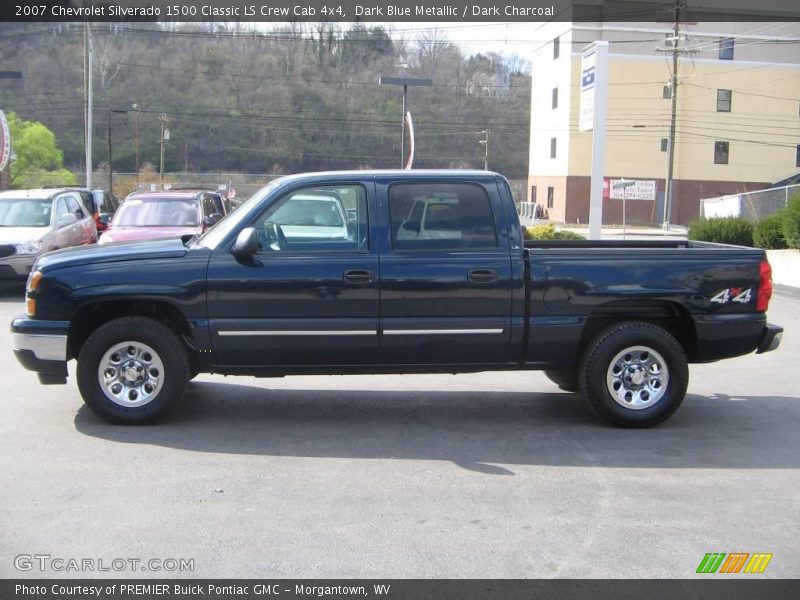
[274,169,503,184]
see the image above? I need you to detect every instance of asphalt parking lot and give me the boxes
[1,284,798,579]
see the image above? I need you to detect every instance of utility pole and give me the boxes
[479,129,490,170]
[84,24,93,188]
[657,1,693,230]
[107,109,112,193]
[159,113,169,186]
[132,103,140,184]
[107,108,127,194]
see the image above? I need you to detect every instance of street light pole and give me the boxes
[378,76,432,168]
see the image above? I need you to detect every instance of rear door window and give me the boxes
[388,183,498,251]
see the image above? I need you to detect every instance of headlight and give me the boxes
[15,240,42,255]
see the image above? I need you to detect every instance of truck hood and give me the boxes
[98,226,200,245]
[35,237,188,272]
[0,227,48,245]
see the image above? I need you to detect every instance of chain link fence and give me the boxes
[83,171,528,207]
[700,184,800,222]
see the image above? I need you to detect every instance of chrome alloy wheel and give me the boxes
[605,345,670,410]
[97,341,165,407]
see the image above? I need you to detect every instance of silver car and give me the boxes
[0,188,97,281]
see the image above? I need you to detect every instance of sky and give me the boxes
[376,21,538,59]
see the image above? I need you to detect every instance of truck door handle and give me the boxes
[344,269,375,285]
[468,269,499,284]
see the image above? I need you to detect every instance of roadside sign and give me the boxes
[579,48,596,132]
[607,178,656,200]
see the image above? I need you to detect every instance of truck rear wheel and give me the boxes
[77,316,190,424]
[544,369,580,392]
[579,321,688,428]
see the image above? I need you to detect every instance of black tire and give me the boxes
[544,369,580,393]
[579,321,688,428]
[77,316,190,425]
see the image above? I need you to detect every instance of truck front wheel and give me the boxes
[579,322,688,428]
[76,316,190,424]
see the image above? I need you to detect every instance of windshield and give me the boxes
[193,178,283,249]
[0,199,52,227]
[113,197,200,227]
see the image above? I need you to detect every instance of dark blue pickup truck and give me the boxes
[11,170,782,427]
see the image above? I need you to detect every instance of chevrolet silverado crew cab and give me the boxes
[11,170,782,427]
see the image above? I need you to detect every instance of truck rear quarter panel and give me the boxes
[524,245,767,367]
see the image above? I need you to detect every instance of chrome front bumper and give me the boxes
[12,332,68,361]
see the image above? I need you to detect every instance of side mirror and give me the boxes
[98,212,110,225]
[204,213,223,228]
[57,213,78,228]
[232,227,259,258]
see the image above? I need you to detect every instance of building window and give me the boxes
[531,185,537,202]
[662,85,672,99]
[550,137,557,159]
[547,187,555,209]
[796,145,800,167]
[714,141,730,164]
[661,138,669,152]
[719,37,734,60]
[553,36,560,59]
[552,87,559,109]
[717,89,732,112]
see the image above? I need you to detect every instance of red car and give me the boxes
[98,189,226,245]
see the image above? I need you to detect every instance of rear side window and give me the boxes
[78,191,95,213]
[93,191,118,214]
[388,183,498,251]
[65,195,85,218]
[201,195,220,218]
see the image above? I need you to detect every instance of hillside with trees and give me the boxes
[0,23,531,184]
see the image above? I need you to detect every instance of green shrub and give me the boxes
[753,211,787,249]
[523,223,585,241]
[688,217,754,246]
[782,193,800,249]
[552,230,586,240]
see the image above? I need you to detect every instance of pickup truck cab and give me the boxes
[11,170,782,427]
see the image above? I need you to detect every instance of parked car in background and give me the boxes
[0,188,97,281]
[98,189,226,245]
[44,186,119,235]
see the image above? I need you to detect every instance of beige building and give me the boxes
[528,22,800,226]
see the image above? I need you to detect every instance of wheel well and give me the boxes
[68,300,195,360]
[578,300,696,360]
